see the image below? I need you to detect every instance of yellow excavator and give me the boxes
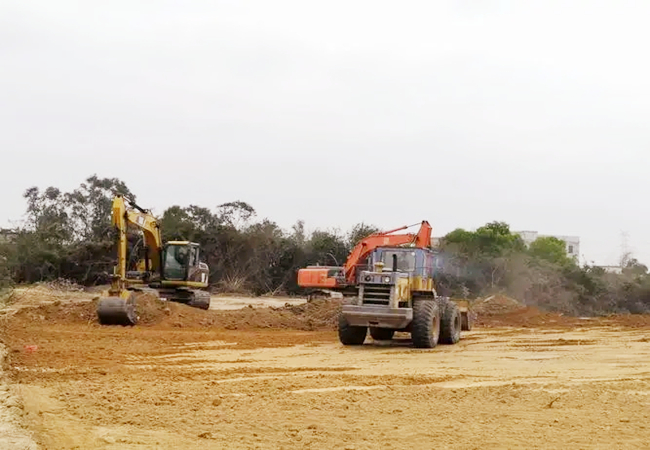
[96,195,211,326]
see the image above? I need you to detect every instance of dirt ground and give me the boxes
[1,288,650,449]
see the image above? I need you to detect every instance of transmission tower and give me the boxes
[620,231,630,267]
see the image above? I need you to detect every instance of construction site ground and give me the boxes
[1,286,650,449]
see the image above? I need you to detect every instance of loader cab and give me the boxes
[161,241,209,286]
[368,247,436,277]
[374,248,417,273]
[356,247,439,307]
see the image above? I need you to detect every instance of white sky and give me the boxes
[1,0,650,266]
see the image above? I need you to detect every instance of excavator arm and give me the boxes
[97,195,165,326]
[297,221,432,290]
[110,194,163,284]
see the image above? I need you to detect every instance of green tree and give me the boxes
[347,222,380,247]
[306,230,349,266]
[473,221,525,257]
[529,236,574,266]
[64,175,135,242]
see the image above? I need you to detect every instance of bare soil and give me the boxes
[1,288,650,449]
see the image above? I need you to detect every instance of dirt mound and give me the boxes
[3,293,343,331]
[472,294,593,328]
[476,306,582,328]
[7,288,650,332]
[472,294,526,316]
[3,284,91,309]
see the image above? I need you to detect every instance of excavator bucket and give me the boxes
[97,292,138,326]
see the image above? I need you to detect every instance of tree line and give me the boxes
[1,175,649,316]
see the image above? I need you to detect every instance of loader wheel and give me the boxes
[411,299,440,348]
[439,299,461,344]
[338,313,367,346]
[370,327,395,341]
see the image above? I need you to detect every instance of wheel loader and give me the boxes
[96,195,211,326]
[297,221,474,348]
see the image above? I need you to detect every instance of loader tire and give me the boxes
[439,299,461,345]
[370,327,395,341]
[338,313,367,346]
[411,299,441,348]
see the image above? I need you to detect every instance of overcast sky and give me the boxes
[2,1,650,265]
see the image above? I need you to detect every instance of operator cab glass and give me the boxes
[162,244,190,280]
[374,249,417,272]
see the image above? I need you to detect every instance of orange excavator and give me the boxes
[297,221,433,294]
[297,221,472,348]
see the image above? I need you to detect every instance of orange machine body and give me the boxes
[296,266,344,289]
[297,221,432,290]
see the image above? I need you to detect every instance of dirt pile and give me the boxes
[472,294,526,316]
[3,283,91,309]
[471,294,590,328]
[5,286,650,332]
[476,306,580,328]
[3,293,343,331]
[132,294,341,330]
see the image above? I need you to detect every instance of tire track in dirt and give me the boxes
[0,342,39,449]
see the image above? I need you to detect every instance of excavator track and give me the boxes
[97,293,138,326]
[156,288,211,310]
[187,290,211,310]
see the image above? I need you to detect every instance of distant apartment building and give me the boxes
[595,265,623,274]
[514,230,580,260]
[0,228,17,244]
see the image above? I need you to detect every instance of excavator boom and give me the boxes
[111,195,163,280]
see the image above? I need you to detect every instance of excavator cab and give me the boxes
[161,241,209,286]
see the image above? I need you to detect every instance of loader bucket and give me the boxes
[460,310,472,331]
[452,299,474,331]
[97,294,138,326]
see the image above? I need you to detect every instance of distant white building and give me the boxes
[0,228,17,244]
[594,265,623,274]
[514,230,580,260]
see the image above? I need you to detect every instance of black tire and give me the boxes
[369,327,395,341]
[411,299,441,348]
[439,299,462,344]
[338,313,367,346]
